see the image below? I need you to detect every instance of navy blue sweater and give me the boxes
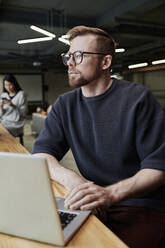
[33,79,165,211]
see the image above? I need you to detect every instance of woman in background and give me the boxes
[0,74,26,137]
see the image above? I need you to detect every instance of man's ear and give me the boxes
[102,55,112,70]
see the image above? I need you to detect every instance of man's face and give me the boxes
[67,35,103,88]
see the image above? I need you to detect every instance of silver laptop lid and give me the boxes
[0,152,65,246]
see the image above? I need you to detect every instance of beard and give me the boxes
[68,73,89,88]
[68,66,102,89]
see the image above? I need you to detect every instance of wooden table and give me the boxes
[0,124,128,248]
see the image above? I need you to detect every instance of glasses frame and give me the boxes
[61,50,107,66]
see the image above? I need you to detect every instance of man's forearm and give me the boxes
[106,168,165,205]
[65,168,165,211]
[33,153,87,191]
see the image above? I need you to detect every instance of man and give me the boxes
[33,26,165,248]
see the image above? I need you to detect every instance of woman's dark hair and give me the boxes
[3,74,22,93]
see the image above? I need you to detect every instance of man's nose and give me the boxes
[67,55,75,66]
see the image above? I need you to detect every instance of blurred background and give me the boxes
[0,0,165,156]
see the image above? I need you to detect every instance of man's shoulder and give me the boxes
[57,88,80,103]
[52,88,80,110]
[116,79,148,92]
[115,79,150,98]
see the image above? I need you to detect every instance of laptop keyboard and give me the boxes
[58,211,77,229]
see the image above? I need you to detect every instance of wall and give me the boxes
[0,69,72,112]
[144,70,165,107]
[0,68,42,97]
[1,67,165,110]
[0,74,43,101]
[125,69,165,108]
[44,71,70,105]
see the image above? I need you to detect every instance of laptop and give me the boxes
[0,152,91,246]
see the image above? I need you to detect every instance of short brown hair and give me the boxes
[66,25,116,57]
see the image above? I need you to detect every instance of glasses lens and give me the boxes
[61,51,83,66]
[61,53,69,66]
[74,51,82,65]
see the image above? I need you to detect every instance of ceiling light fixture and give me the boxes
[152,59,165,65]
[17,25,55,44]
[58,35,70,45]
[33,61,42,67]
[128,62,148,69]
[30,25,56,38]
[17,37,53,44]
[115,48,125,53]
[58,37,70,45]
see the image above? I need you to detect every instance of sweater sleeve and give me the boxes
[0,107,3,117]
[135,89,165,171]
[32,97,69,160]
[0,93,7,117]
[0,99,2,117]
[0,91,26,123]
[12,91,27,119]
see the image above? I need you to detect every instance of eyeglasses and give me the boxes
[61,51,107,66]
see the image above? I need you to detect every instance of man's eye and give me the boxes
[75,54,81,59]
[65,54,70,59]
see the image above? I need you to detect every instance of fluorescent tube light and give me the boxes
[58,37,70,45]
[152,59,165,65]
[128,62,148,69]
[30,25,56,38]
[115,48,125,53]
[61,35,69,39]
[17,37,53,44]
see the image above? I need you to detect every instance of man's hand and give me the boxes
[64,169,165,212]
[65,182,113,211]
[63,173,88,192]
